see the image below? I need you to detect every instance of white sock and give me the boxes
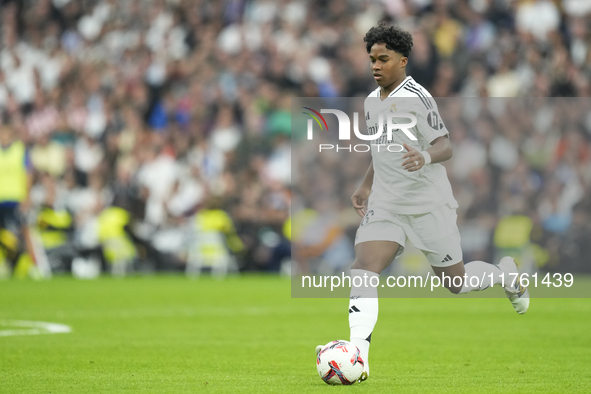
[459,260,504,294]
[349,269,379,372]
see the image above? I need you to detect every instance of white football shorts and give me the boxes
[354,204,463,267]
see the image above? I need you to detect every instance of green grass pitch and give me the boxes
[1,275,590,393]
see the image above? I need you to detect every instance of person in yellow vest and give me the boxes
[0,124,34,276]
[35,174,75,273]
[96,206,138,275]
[187,197,244,277]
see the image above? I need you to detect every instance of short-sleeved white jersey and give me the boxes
[364,76,458,215]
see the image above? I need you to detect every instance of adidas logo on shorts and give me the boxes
[441,254,452,263]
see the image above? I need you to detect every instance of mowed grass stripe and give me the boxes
[0,275,590,393]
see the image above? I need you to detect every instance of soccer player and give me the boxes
[0,123,35,276]
[316,22,529,382]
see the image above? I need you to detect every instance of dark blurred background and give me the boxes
[0,0,590,278]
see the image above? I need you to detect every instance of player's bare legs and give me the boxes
[431,261,466,294]
[351,240,400,273]
[348,240,400,382]
[432,259,529,314]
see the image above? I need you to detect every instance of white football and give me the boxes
[316,340,364,385]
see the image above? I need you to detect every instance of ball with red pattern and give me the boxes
[316,340,364,385]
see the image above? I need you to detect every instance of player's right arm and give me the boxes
[351,160,374,218]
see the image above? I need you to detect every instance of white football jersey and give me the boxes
[364,76,458,215]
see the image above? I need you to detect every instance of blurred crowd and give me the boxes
[0,0,590,276]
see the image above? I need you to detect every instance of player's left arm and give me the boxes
[402,100,452,172]
[401,136,452,172]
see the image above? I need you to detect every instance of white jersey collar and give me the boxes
[372,76,413,98]
[387,76,413,97]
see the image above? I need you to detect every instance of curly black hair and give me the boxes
[364,21,413,57]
